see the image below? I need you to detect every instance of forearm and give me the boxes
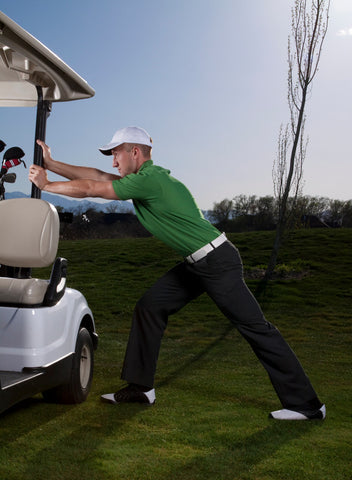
[47,159,120,182]
[36,139,120,181]
[42,179,119,200]
[42,179,89,198]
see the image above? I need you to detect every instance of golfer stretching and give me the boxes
[29,126,325,420]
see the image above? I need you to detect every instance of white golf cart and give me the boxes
[0,11,98,414]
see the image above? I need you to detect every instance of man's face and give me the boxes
[111,145,136,178]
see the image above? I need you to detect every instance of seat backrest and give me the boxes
[0,198,59,268]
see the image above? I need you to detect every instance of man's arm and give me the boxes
[36,140,120,182]
[29,164,120,200]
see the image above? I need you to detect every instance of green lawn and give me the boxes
[0,229,351,479]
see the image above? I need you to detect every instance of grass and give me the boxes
[0,229,351,479]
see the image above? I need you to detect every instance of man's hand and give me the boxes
[36,139,54,169]
[29,164,119,199]
[29,164,50,191]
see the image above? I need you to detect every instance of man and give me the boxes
[29,126,325,420]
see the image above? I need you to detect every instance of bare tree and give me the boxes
[233,194,258,217]
[209,198,234,225]
[105,201,121,213]
[265,0,330,280]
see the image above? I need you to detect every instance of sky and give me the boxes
[0,0,351,210]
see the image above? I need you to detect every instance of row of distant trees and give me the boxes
[207,195,352,232]
[58,207,150,240]
[56,193,352,241]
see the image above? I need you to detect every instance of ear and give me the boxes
[132,145,141,157]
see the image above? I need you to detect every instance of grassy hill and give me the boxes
[0,229,351,479]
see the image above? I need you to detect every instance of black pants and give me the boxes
[121,241,320,410]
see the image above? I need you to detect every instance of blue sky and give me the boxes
[1,0,351,209]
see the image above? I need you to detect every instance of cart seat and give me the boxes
[0,277,49,305]
[0,198,66,306]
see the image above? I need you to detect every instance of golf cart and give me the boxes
[0,11,98,414]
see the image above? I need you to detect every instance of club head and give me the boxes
[3,172,16,183]
[0,140,6,153]
[3,146,25,160]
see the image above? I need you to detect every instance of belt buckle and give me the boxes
[192,247,207,263]
[186,233,226,264]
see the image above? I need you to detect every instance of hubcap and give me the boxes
[80,344,91,389]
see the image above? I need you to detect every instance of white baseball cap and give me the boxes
[99,126,153,155]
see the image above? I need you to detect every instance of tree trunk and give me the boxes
[265,85,308,280]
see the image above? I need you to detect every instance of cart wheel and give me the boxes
[43,327,94,404]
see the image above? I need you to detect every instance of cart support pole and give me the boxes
[31,86,52,199]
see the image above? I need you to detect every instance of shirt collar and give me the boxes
[138,159,153,173]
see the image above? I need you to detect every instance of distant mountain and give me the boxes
[5,191,210,219]
[5,191,134,214]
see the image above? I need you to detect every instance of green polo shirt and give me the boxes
[112,160,221,257]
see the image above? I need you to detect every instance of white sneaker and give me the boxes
[269,404,326,420]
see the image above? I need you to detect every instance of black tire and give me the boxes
[43,327,94,404]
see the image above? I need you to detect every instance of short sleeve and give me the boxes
[112,172,158,201]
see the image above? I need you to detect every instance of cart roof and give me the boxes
[0,11,95,107]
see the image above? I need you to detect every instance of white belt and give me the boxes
[185,233,227,264]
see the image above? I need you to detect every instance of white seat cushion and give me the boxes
[0,198,59,268]
[0,198,59,305]
[0,277,49,305]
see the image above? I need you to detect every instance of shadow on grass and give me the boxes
[1,394,319,480]
[0,395,152,480]
[156,323,235,389]
[0,396,76,434]
[13,403,318,480]
[0,327,322,480]
[0,322,324,480]
[166,421,318,480]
